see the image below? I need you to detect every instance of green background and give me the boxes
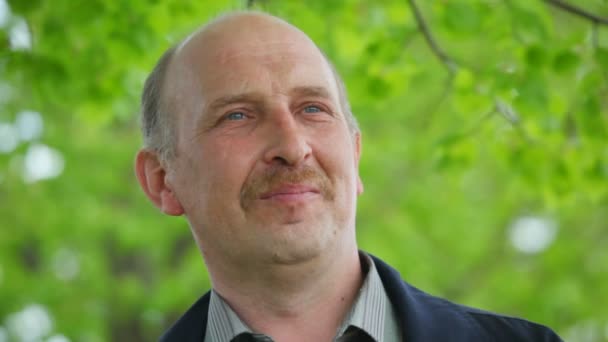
[1,0,607,341]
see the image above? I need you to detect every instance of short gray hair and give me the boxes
[140,45,178,162]
[140,31,358,163]
[325,54,359,134]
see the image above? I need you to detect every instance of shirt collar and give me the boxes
[336,252,387,341]
[205,290,251,342]
[204,252,387,342]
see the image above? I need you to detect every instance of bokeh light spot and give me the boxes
[509,216,557,254]
[23,144,65,183]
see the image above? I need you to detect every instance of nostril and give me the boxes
[272,155,290,166]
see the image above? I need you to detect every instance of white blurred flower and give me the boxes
[0,326,7,342]
[9,17,31,50]
[15,111,44,142]
[47,334,70,342]
[52,248,80,281]
[509,216,557,254]
[0,123,18,153]
[6,304,53,342]
[23,144,65,183]
[0,0,10,28]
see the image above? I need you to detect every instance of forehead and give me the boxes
[210,44,333,95]
[171,17,339,105]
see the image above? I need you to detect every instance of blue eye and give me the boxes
[303,106,322,113]
[226,112,246,120]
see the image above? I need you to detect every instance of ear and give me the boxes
[135,149,185,216]
[354,132,364,195]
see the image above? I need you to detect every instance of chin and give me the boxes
[261,222,340,265]
[268,245,322,265]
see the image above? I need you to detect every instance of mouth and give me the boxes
[259,184,320,201]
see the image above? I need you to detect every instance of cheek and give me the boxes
[202,139,257,197]
[316,133,357,173]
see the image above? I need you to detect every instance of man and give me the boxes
[135,11,562,342]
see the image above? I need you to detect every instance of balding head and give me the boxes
[140,11,357,162]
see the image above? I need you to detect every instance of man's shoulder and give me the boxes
[460,304,563,342]
[371,254,563,341]
[159,292,211,342]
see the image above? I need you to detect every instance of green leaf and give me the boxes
[553,50,580,73]
[7,0,42,15]
[594,47,608,70]
[366,76,391,98]
[510,6,548,42]
[443,3,480,34]
[525,45,548,68]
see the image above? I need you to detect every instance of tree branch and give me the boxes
[407,0,458,74]
[592,22,600,49]
[418,76,455,129]
[544,0,608,25]
[494,98,535,143]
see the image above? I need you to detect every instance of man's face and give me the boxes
[164,16,363,267]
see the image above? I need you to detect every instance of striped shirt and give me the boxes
[204,253,400,341]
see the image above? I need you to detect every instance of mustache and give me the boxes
[240,165,333,209]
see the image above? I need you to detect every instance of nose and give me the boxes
[262,110,312,166]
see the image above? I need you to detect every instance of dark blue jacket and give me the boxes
[160,255,563,341]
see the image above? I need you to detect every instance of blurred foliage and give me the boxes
[1,0,607,341]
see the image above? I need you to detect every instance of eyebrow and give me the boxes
[205,86,334,113]
[289,86,333,101]
[206,92,265,113]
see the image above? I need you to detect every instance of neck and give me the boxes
[205,241,363,342]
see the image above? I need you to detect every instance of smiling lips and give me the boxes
[259,184,320,201]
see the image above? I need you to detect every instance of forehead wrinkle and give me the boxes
[215,40,303,63]
[290,86,332,100]
[206,92,266,114]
